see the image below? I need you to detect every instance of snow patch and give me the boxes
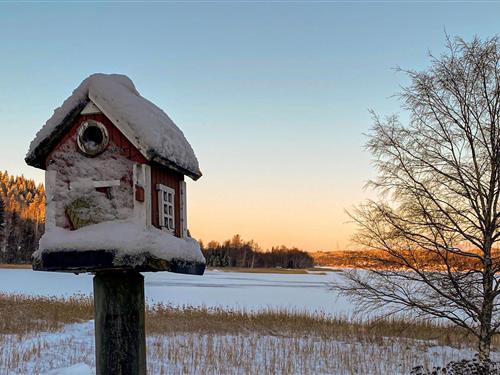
[43,364,94,375]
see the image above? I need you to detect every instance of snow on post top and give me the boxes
[26,73,202,180]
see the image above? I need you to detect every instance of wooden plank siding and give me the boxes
[150,165,184,238]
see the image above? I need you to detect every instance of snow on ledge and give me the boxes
[34,221,205,264]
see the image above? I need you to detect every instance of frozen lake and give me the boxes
[0,268,355,316]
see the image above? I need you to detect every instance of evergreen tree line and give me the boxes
[0,171,45,263]
[201,234,314,269]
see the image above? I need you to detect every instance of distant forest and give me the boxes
[0,171,45,263]
[201,235,314,269]
[311,249,500,271]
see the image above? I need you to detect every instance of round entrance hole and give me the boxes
[77,120,109,156]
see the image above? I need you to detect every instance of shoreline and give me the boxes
[0,263,333,274]
[207,266,333,274]
[0,263,31,269]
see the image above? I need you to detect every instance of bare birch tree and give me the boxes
[336,36,500,361]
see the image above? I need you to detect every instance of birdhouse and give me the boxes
[26,74,205,275]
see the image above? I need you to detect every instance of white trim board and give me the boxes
[80,100,102,115]
[180,180,187,238]
[133,163,152,228]
[69,180,121,190]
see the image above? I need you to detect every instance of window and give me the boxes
[157,184,175,232]
[76,120,109,156]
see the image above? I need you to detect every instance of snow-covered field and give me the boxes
[1,268,497,374]
[0,268,353,316]
[2,319,484,375]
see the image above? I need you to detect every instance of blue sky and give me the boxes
[1,1,499,250]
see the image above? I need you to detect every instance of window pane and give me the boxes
[169,206,173,215]
[168,193,172,203]
[164,192,168,201]
[169,218,173,228]
[164,205,169,214]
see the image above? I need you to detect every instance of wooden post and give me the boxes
[93,271,147,375]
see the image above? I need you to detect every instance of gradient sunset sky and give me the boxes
[1,1,499,251]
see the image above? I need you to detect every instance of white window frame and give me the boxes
[157,184,175,233]
[180,181,187,238]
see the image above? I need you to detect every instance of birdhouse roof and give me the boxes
[25,73,202,180]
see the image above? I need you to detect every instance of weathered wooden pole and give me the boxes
[93,271,147,375]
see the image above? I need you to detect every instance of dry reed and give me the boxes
[0,293,496,374]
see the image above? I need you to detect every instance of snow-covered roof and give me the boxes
[25,73,202,180]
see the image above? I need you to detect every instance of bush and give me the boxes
[411,355,500,375]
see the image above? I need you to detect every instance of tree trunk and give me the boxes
[478,239,494,362]
[478,333,491,362]
[478,298,493,362]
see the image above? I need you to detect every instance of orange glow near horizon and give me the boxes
[186,171,371,253]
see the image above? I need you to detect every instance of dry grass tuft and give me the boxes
[147,303,497,349]
[0,293,93,336]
